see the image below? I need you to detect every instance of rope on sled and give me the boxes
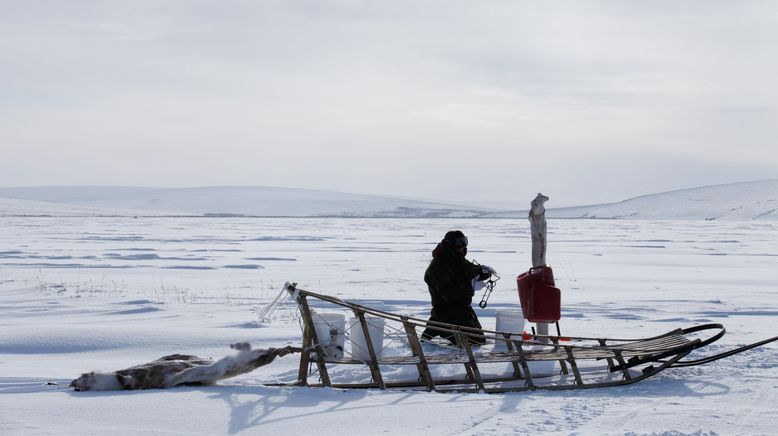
[257,285,291,323]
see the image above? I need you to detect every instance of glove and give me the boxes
[472,278,486,291]
[477,265,496,281]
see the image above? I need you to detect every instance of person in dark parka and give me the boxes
[421,230,494,346]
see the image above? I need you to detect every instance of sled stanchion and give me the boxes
[288,283,311,386]
[453,330,475,384]
[287,283,313,386]
[402,317,435,391]
[551,337,569,375]
[565,346,583,386]
[297,320,312,386]
[355,310,386,389]
[297,294,332,387]
[598,338,616,371]
[516,340,535,389]
[612,350,632,381]
[503,333,524,379]
[458,332,485,392]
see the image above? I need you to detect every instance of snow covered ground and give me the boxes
[1,216,776,435]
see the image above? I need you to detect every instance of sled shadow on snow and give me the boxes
[212,378,729,434]
[65,377,726,434]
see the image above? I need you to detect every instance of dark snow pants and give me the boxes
[421,304,485,346]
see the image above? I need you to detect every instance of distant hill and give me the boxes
[0,186,498,218]
[547,180,778,221]
[0,196,149,217]
[1,180,775,220]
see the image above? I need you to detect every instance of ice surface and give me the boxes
[0,216,776,435]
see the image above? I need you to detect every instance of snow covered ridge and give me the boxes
[1,180,776,220]
[0,186,497,218]
[0,196,161,217]
[548,179,778,221]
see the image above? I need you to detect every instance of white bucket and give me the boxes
[312,313,346,360]
[494,309,525,349]
[527,345,557,377]
[348,316,385,361]
[494,310,557,376]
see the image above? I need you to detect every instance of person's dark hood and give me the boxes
[432,241,466,259]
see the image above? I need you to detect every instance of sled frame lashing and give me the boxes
[283,283,724,393]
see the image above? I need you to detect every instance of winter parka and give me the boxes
[424,242,480,307]
[422,241,485,344]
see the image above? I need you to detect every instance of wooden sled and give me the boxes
[279,283,726,393]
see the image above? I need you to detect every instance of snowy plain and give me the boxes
[1,213,776,436]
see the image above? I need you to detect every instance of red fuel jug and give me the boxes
[516,266,561,323]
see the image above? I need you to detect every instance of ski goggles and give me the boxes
[450,236,468,248]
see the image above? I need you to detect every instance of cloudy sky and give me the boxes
[2,0,776,207]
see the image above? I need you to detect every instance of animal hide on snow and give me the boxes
[69,343,298,391]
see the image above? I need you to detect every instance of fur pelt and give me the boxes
[69,343,297,391]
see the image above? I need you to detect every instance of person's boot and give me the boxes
[420,328,436,342]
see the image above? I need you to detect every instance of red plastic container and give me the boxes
[517,266,555,314]
[516,266,561,323]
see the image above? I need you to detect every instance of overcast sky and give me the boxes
[2,1,776,207]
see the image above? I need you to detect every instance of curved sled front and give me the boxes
[281,283,725,393]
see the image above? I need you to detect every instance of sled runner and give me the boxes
[280,282,727,393]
